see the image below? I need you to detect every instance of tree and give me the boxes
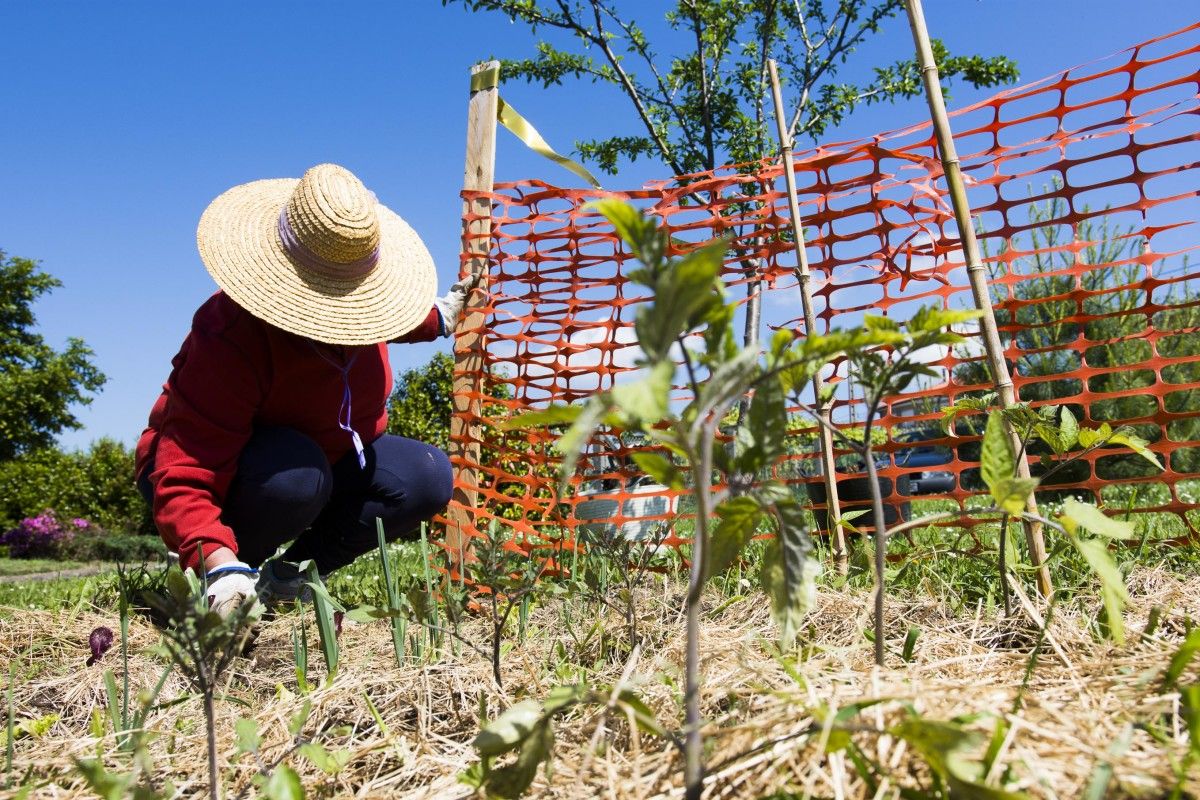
[388,351,455,450]
[442,0,1019,175]
[0,250,105,460]
[954,194,1200,480]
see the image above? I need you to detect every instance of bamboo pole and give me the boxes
[767,60,848,573]
[446,60,500,571]
[902,0,1052,596]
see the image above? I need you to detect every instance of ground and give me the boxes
[1,559,1197,799]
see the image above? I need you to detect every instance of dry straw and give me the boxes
[197,163,438,346]
[2,567,1197,798]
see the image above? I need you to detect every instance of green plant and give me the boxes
[466,519,557,689]
[512,200,854,798]
[375,518,408,667]
[461,682,662,799]
[140,566,262,800]
[944,396,1162,638]
[302,563,343,681]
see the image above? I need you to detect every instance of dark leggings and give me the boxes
[139,428,453,574]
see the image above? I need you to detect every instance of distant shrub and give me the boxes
[0,438,151,534]
[0,512,79,558]
[0,510,165,563]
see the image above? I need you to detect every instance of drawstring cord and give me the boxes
[309,343,367,469]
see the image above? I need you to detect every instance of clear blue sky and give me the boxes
[1,1,1195,451]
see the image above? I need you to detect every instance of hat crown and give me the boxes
[283,164,381,269]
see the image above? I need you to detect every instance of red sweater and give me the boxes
[136,292,442,570]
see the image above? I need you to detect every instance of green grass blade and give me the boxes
[5,662,14,789]
[102,670,122,738]
[419,523,440,656]
[377,518,407,666]
[305,563,340,680]
[1082,725,1133,800]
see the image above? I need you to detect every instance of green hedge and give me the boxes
[0,438,152,535]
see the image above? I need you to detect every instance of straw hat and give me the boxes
[197,163,438,345]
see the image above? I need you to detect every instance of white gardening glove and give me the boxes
[204,561,261,619]
[433,272,484,336]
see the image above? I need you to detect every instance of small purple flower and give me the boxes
[87,626,115,667]
[72,518,91,530]
[334,610,344,640]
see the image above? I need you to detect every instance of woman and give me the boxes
[137,163,476,616]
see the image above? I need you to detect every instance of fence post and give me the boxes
[767,60,848,574]
[903,0,1053,597]
[446,60,499,570]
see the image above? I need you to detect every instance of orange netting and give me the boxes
[447,23,1200,554]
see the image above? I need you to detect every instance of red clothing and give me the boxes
[137,291,442,570]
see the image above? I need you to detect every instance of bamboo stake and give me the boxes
[767,60,848,573]
[902,0,1052,596]
[447,60,500,571]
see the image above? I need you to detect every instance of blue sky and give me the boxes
[1,1,1195,451]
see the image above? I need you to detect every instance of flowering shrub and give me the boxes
[0,511,92,558]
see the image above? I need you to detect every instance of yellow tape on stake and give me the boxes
[470,64,601,189]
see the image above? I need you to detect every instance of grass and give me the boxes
[0,557,88,577]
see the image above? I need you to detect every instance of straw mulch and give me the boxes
[2,567,1197,799]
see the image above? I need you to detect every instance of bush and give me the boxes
[0,510,166,563]
[0,438,151,534]
[0,512,77,558]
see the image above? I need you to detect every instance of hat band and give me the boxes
[277,208,381,280]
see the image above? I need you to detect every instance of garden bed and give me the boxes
[2,566,1196,799]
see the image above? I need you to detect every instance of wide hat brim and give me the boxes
[197,178,438,345]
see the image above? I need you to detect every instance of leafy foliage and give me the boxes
[443,1,1018,174]
[0,438,151,535]
[0,251,105,460]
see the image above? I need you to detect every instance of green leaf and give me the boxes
[1161,628,1200,692]
[235,717,260,755]
[1076,422,1113,449]
[1058,406,1079,450]
[1105,431,1163,470]
[298,742,350,776]
[587,199,663,268]
[760,503,817,650]
[1072,538,1128,644]
[305,565,341,680]
[991,477,1038,516]
[628,452,683,489]
[980,412,1015,493]
[554,396,609,489]
[907,305,983,334]
[891,716,1030,799]
[735,372,787,474]
[1060,498,1135,540]
[615,691,665,738]
[500,405,582,430]
[704,496,762,580]
[610,359,674,426]
[1082,725,1133,800]
[473,699,543,757]
[288,700,312,738]
[262,764,305,800]
[482,720,554,799]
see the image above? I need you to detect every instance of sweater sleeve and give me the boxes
[149,316,264,571]
[390,306,445,344]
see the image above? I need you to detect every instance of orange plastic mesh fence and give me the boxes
[445,23,1200,555]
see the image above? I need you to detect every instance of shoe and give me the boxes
[256,559,329,605]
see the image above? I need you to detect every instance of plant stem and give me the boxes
[5,661,14,790]
[998,513,1012,617]
[203,682,219,800]
[862,419,888,667]
[684,420,716,800]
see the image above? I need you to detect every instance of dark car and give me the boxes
[893,440,955,495]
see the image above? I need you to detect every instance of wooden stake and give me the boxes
[902,0,1052,596]
[446,60,500,569]
[767,60,848,574]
